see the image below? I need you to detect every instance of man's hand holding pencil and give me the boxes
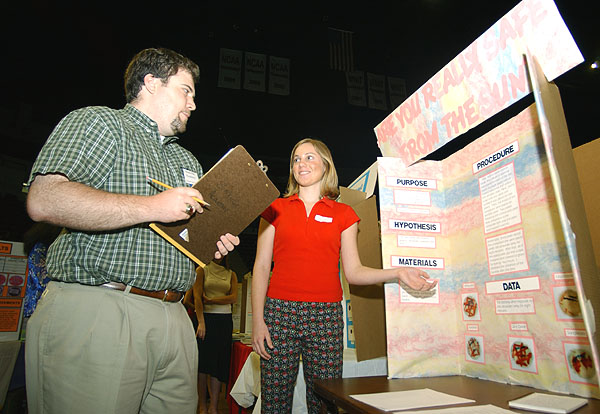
[147,176,207,220]
[147,177,210,207]
[146,176,239,260]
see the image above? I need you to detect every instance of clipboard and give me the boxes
[150,145,280,267]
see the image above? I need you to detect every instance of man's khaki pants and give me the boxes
[25,281,198,414]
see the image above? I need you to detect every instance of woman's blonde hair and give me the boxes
[283,138,339,199]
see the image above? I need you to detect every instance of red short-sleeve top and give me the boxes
[261,194,360,302]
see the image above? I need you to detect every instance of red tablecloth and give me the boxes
[227,341,253,414]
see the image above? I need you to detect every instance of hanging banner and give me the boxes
[268,56,290,96]
[388,76,407,109]
[218,48,242,90]
[244,52,266,92]
[367,73,387,111]
[374,0,584,167]
[345,71,366,107]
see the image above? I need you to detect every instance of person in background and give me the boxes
[185,257,238,414]
[22,222,62,317]
[25,47,239,414]
[251,138,438,414]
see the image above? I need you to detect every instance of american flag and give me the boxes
[328,27,354,72]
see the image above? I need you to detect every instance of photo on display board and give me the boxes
[553,285,582,320]
[462,293,481,321]
[509,336,538,374]
[465,335,485,364]
[563,342,597,385]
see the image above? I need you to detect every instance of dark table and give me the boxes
[314,375,599,413]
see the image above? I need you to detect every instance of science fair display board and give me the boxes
[0,241,27,342]
[375,0,600,399]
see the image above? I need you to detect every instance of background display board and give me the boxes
[0,241,27,342]
[376,0,599,399]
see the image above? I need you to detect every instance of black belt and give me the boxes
[100,282,184,303]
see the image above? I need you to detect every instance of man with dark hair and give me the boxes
[25,47,239,414]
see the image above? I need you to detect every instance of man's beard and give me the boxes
[170,116,187,134]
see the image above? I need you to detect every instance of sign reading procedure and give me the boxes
[473,141,519,173]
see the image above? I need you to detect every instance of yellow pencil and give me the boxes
[146,176,211,207]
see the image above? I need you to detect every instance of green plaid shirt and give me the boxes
[28,104,203,291]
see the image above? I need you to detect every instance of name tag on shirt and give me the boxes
[182,168,199,187]
[315,214,333,223]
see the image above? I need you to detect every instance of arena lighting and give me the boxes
[591,60,599,70]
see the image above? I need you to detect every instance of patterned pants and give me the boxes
[260,298,343,414]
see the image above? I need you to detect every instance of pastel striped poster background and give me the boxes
[379,103,599,397]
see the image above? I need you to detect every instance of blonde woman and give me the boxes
[251,138,437,413]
